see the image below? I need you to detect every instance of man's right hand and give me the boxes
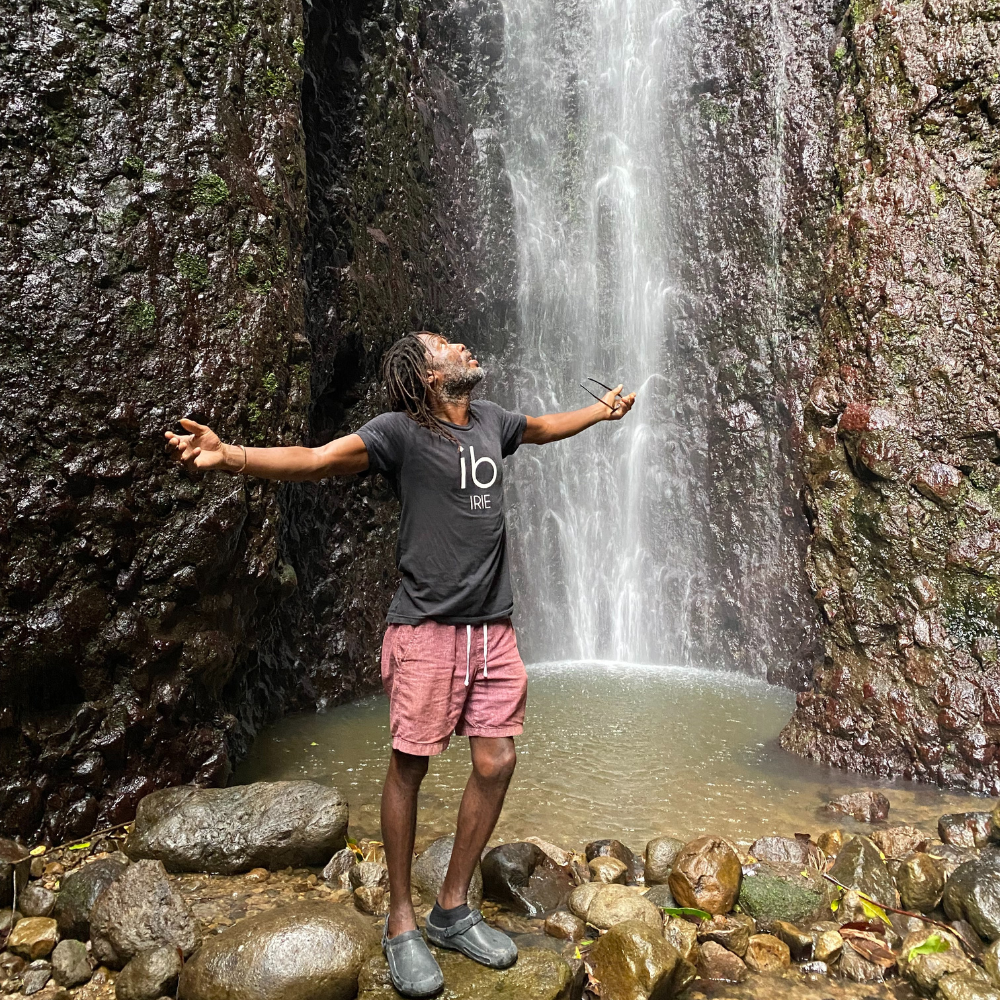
[164,418,238,473]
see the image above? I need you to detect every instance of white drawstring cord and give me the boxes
[465,625,472,687]
[483,623,489,679]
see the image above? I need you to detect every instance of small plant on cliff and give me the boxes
[261,371,278,395]
[125,300,156,332]
[123,155,145,179]
[193,173,229,206]
[698,97,731,125]
[175,251,210,289]
[262,67,290,98]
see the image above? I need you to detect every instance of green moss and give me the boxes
[699,97,732,124]
[262,67,290,98]
[247,401,262,425]
[292,37,305,57]
[832,38,848,68]
[224,306,243,325]
[125,300,156,332]
[176,251,209,288]
[123,155,144,179]
[261,371,278,395]
[193,173,229,206]
[930,180,946,206]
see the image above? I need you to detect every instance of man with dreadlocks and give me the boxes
[165,332,635,997]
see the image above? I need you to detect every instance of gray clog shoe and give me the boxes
[382,918,444,998]
[424,907,518,969]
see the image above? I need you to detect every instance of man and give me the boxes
[165,332,635,996]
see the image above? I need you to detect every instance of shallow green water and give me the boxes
[233,661,991,849]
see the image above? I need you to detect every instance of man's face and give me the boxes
[418,333,485,398]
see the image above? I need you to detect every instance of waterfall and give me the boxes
[494,0,830,676]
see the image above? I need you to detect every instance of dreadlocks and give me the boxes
[381,332,460,445]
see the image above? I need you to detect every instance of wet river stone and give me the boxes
[544,910,585,941]
[590,856,628,884]
[902,928,978,995]
[586,840,642,883]
[644,884,677,910]
[937,972,1000,1000]
[749,836,823,869]
[116,945,184,1000]
[870,826,925,859]
[50,939,91,988]
[482,842,572,917]
[358,945,571,1000]
[827,836,897,908]
[668,836,741,915]
[179,901,380,1000]
[985,939,1000,988]
[940,813,996,850]
[697,914,755,957]
[698,940,749,983]
[771,920,814,961]
[738,861,835,926]
[54,853,129,939]
[590,920,695,1000]
[898,852,946,912]
[17,885,55,919]
[825,791,890,823]
[125,782,348,874]
[411,836,483,909]
[90,859,199,968]
[745,933,791,972]
[586,885,662,932]
[6,918,58,960]
[644,837,684,885]
[664,916,699,964]
[943,855,1000,942]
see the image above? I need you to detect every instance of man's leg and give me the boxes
[437,736,516,909]
[382,748,429,937]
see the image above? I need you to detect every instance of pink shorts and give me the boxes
[380,619,528,755]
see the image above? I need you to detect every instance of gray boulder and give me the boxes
[90,859,200,968]
[943,855,1000,942]
[828,836,897,908]
[411,836,482,908]
[54,854,130,939]
[644,837,684,885]
[124,781,349,874]
[17,885,56,919]
[178,901,380,1000]
[0,839,30,908]
[481,842,572,917]
[51,939,92,987]
[116,946,184,1000]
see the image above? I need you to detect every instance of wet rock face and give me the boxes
[0,0,509,842]
[0,0,308,841]
[782,0,1000,793]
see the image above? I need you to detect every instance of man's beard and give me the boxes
[436,358,486,400]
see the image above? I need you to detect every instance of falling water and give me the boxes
[494,0,831,674]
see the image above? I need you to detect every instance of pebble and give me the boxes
[544,910,585,941]
[22,959,52,995]
[353,886,390,916]
[698,940,749,982]
[51,939,92,987]
[7,917,59,960]
[18,884,57,919]
[588,856,627,884]
[745,933,791,972]
[814,929,844,964]
[245,869,269,883]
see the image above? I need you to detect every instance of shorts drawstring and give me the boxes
[464,623,489,686]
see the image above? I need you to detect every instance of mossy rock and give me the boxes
[357,946,573,999]
[738,861,836,926]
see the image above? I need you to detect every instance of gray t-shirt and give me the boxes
[356,400,528,625]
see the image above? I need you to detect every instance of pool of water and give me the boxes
[233,661,992,849]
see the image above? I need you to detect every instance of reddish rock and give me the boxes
[668,837,742,915]
[697,941,749,982]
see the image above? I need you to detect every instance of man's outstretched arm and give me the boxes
[522,383,636,445]
[163,418,369,480]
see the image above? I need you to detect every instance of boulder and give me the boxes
[943,856,1000,942]
[940,814,995,850]
[90,859,200,968]
[937,971,1000,1000]
[410,836,482,908]
[643,884,676,909]
[814,929,843,964]
[54,854,130,939]
[696,914,754,957]
[544,910,585,941]
[770,920,813,961]
[738,861,835,926]
[749,836,823,869]
[590,857,628,884]
[348,863,388,891]
[482,843,573,916]
[357,945,571,1000]
[697,940,748,982]
[985,938,1000,988]
[20,959,51,995]
[17,885,56,919]
[6,918,58,960]
[744,933,791,972]
[0,840,30,909]
[587,885,662,932]
[644,837,684,885]
[585,840,641,883]
[668,836,741,915]
[179,901,380,1000]
[116,946,183,1000]
[663,916,699,964]
[901,927,976,995]
[125,781,349,874]
[589,920,695,1000]
[871,826,925,858]
[827,836,897,908]
[825,791,890,822]
[50,939,91,988]
[898,853,946,912]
